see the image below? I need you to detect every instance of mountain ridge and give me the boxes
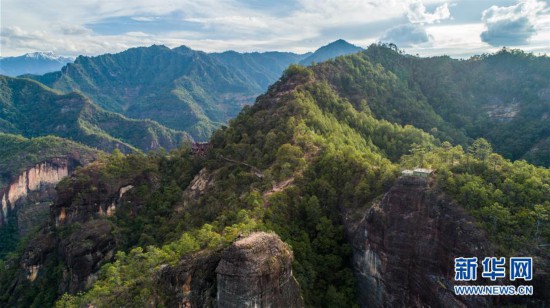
[0,44,548,307]
[0,52,74,77]
[299,39,363,65]
[26,40,363,140]
[0,76,190,153]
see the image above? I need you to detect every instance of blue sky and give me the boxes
[1,0,549,58]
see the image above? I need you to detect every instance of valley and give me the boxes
[0,42,549,307]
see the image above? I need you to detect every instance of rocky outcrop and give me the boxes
[183,168,215,200]
[53,179,136,226]
[351,176,493,308]
[158,250,222,307]
[0,158,75,230]
[58,219,116,293]
[5,164,144,300]
[158,232,304,308]
[216,232,303,308]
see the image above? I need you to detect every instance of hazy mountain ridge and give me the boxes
[299,39,363,65]
[0,76,190,153]
[27,40,363,140]
[30,45,279,139]
[0,52,74,77]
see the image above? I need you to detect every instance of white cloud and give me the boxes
[406,0,451,24]
[480,0,548,46]
[0,0,549,58]
[59,25,93,36]
[131,17,160,22]
[125,31,151,37]
[381,24,432,46]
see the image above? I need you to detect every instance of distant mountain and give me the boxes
[0,52,73,76]
[299,39,363,65]
[3,46,549,308]
[0,76,189,153]
[210,51,307,89]
[352,45,550,166]
[31,45,272,139]
[29,41,362,140]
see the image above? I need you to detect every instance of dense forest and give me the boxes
[0,45,550,307]
[0,76,189,153]
[1,51,548,307]
[319,45,550,166]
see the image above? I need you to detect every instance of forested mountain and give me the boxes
[1,49,548,307]
[0,76,189,153]
[313,45,550,167]
[211,51,307,89]
[31,45,258,139]
[27,40,363,140]
[0,52,73,77]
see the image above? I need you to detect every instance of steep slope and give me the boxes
[352,176,493,307]
[0,76,190,152]
[32,45,264,139]
[299,39,363,66]
[1,54,548,307]
[349,44,550,166]
[0,133,100,259]
[211,51,306,89]
[0,52,73,77]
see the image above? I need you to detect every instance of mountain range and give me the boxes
[0,76,190,153]
[0,44,547,307]
[27,40,363,140]
[0,52,74,77]
[0,42,549,307]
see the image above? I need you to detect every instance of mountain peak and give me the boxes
[299,39,363,65]
[316,39,362,52]
[25,51,56,59]
[0,52,74,76]
[328,39,353,46]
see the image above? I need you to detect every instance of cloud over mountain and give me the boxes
[406,0,451,24]
[480,0,547,46]
[381,24,431,46]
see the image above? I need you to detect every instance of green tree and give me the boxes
[469,138,493,161]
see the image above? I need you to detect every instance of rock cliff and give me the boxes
[0,158,75,231]
[158,232,304,308]
[351,176,493,308]
[3,164,143,301]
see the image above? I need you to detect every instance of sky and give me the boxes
[1,0,549,58]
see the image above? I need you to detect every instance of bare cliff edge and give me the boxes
[158,232,304,307]
[8,161,303,306]
[0,158,78,232]
[351,176,493,307]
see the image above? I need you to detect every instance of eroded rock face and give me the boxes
[7,172,140,299]
[216,232,303,308]
[352,176,492,308]
[0,158,72,227]
[53,179,135,226]
[158,251,221,308]
[158,232,304,308]
[60,219,116,293]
